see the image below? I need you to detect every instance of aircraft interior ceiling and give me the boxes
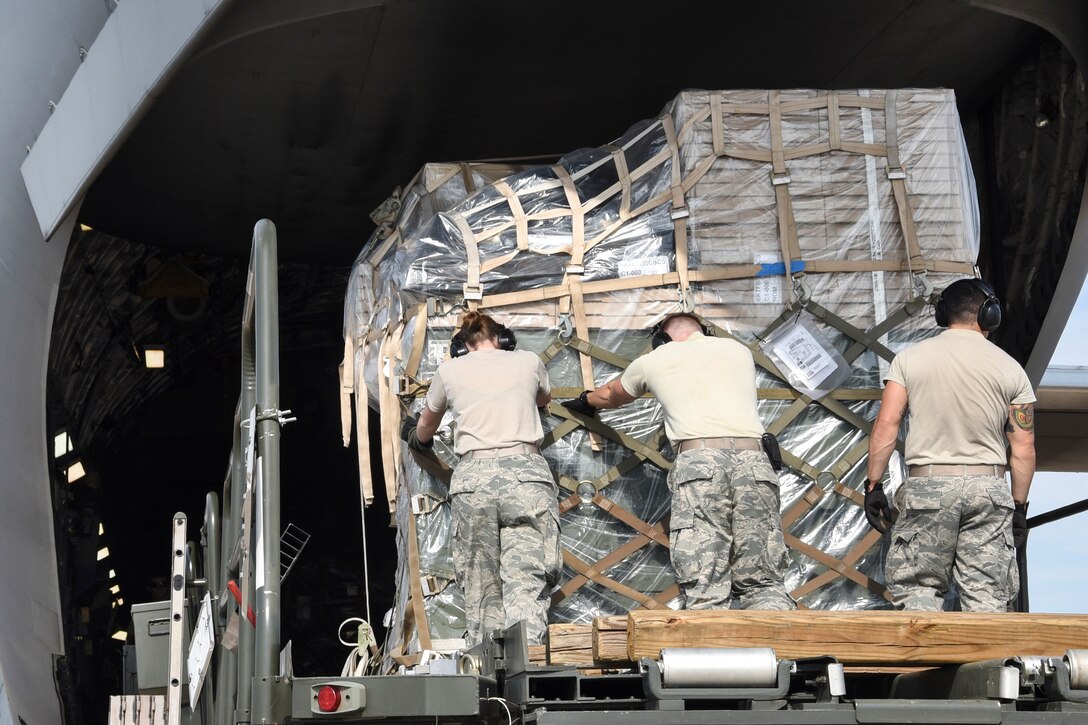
[10,0,1088,723]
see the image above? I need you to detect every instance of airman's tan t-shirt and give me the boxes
[426,349,550,455]
[884,329,1035,466]
[620,332,765,443]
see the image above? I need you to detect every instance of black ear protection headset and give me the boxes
[449,324,517,358]
[934,278,1003,331]
[650,313,712,349]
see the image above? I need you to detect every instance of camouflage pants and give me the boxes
[450,454,561,647]
[667,448,795,610]
[887,475,1017,611]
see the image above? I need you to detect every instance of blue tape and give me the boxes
[756,260,806,277]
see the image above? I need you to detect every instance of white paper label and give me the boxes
[187,593,215,707]
[770,324,837,389]
[618,255,669,278]
[754,253,783,304]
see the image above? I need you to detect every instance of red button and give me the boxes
[316,685,341,712]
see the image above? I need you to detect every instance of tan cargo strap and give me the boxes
[552,515,670,606]
[592,493,670,547]
[828,91,842,151]
[784,532,891,602]
[585,429,670,493]
[558,491,582,514]
[909,464,1007,478]
[539,419,581,451]
[404,494,433,651]
[460,162,477,194]
[565,336,632,371]
[452,213,482,307]
[789,528,887,603]
[884,90,926,273]
[661,114,692,309]
[607,145,632,221]
[404,303,429,379]
[493,180,529,251]
[767,90,803,299]
[560,549,664,610]
[553,165,586,270]
[476,258,973,310]
[377,327,403,515]
[340,334,355,447]
[548,403,672,472]
[407,448,452,486]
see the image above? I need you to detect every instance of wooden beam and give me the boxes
[548,622,634,668]
[627,610,1088,665]
[547,623,594,666]
[592,615,632,664]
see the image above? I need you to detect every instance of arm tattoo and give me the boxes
[1008,404,1035,432]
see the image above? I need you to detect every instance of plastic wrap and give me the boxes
[341,90,980,663]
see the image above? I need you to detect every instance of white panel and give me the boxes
[19,0,233,240]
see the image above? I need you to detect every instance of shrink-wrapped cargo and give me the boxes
[340,89,979,663]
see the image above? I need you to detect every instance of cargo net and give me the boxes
[339,89,980,666]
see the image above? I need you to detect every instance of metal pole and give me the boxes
[237,243,259,723]
[215,459,238,725]
[252,219,283,719]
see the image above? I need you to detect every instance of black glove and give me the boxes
[1012,501,1029,548]
[399,415,433,452]
[864,480,898,534]
[561,390,598,418]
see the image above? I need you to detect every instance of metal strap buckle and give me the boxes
[886,164,907,180]
[771,170,791,186]
[565,264,585,275]
[462,283,483,301]
[410,494,444,516]
[670,206,690,221]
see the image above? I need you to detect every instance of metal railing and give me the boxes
[203,219,285,724]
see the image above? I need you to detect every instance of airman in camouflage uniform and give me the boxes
[886,474,1017,610]
[402,311,557,646]
[564,313,795,610]
[866,279,1036,611]
[450,454,561,645]
[669,448,794,609]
